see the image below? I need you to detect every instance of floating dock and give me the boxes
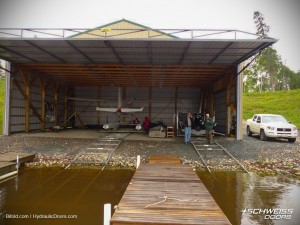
[0,152,35,179]
[110,155,231,225]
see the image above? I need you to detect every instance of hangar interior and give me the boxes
[0,19,276,138]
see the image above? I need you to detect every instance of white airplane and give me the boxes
[67,87,143,130]
[95,87,143,113]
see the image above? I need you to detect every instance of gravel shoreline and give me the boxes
[0,128,299,176]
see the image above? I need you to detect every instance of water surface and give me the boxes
[0,167,134,225]
[198,171,300,225]
[1,168,299,225]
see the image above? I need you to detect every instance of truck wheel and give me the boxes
[246,126,252,136]
[288,138,296,143]
[260,129,267,141]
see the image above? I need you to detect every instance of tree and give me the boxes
[244,12,281,92]
[253,11,270,38]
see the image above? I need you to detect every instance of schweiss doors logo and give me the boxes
[242,208,293,220]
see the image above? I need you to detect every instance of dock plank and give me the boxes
[111,159,231,225]
[0,152,35,163]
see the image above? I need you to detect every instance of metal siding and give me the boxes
[214,91,227,133]
[151,88,175,126]
[74,87,98,126]
[10,72,25,132]
[29,82,41,130]
[57,88,65,126]
[45,85,54,128]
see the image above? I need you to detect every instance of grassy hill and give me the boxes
[0,79,4,134]
[243,89,300,128]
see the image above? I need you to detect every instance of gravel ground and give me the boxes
[0,125,299,176]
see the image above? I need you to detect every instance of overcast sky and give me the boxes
[0,0,299,72]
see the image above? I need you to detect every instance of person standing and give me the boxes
[205,113,214,144]
[183,112,193,144]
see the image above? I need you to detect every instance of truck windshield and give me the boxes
[262,116,287,123]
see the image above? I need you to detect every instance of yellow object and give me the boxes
[101,27,111,32]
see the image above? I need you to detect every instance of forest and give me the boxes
[243,11,300,93]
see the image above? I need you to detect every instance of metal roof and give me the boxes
[0,36,276,87]
[0,38,275,65]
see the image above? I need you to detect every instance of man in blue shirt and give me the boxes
[183,112,193,144]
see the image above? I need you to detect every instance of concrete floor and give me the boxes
[18,128,178,141]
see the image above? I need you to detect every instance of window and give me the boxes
[257,116,261,123]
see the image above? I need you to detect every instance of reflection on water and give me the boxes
[198,172,300,225]
[0,168,299,225]
[0,167,134,225]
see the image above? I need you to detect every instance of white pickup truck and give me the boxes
[246,114,298,143]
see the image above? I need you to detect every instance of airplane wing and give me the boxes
[96,107,118,112]
[120,107,144,113]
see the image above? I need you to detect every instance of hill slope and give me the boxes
[243,89,300,128]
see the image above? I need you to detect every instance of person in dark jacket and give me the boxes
[183,112,193,144]
[205,113,214,144]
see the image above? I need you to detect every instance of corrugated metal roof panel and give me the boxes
[0,38,276,65]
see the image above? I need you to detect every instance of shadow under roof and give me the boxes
[0,37,276,87]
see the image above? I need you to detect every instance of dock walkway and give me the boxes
[111,155,231,225]
[0,152,35,178]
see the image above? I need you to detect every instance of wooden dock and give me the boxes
[110,155,231,225]
[0,152,35,177]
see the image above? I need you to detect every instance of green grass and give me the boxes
[0,78,4,134]
[243,89,300,128]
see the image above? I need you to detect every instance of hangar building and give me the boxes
[0,19,276,139]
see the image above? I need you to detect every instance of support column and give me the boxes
[3,62,11,135]
[236,65,243,140]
